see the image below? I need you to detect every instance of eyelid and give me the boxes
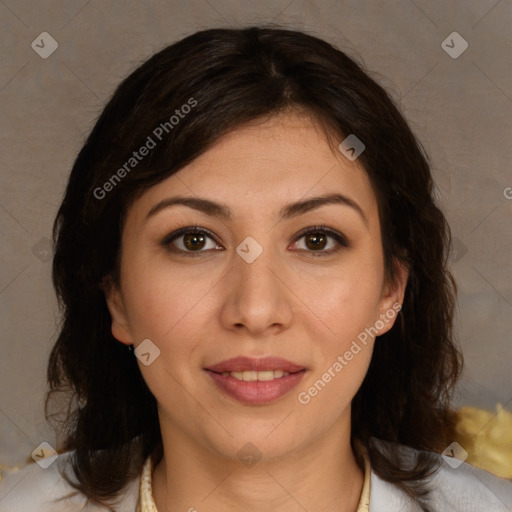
[292,224,349,245]
[160,225,222,254]
[160,224,349,256]
[290,224,350,255]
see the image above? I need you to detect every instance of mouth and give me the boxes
[211,368,301,381]
[205,356,306,374]
[204,356,307,404]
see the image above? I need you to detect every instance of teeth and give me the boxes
[220,370,291,381]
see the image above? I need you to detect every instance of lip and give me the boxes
[204,356,307,405]
[205,356,306,373]
[205,369,307,405]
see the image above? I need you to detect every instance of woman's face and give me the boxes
[105,111,408,463]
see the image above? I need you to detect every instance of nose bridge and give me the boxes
[223,233,292,332]
[235,235,279,297]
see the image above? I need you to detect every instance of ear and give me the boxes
[101,275,134,346]
[375,258,409,336]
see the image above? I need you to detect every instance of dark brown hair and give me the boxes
[47,25,463,511]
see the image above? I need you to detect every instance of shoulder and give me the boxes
[0,451,139,512]
[428,456,512,511]
[368,440,512,512]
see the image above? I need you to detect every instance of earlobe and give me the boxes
[101,276,133,345]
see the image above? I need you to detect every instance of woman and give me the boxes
[1,26,511,512]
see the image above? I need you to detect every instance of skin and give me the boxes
[104,110,409,512]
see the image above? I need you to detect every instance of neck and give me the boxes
[152,420,364,512]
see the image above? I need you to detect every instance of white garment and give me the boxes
[0,444,511,511]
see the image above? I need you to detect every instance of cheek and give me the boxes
[309,285,377,387]
[300,257,384,334]
[294,251,384,404]
[296,344,373,436]
[120,254,200,340]
[120,261,208,406]
[296,270,380,417]
[119,257,220,386]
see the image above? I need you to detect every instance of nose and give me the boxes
[219,244,294,336]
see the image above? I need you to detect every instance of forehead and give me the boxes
[126,112,378,227]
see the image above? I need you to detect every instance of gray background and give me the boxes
[0,0,511,468]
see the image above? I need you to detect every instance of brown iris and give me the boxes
[183,232,207,251]
[304,232,328,250]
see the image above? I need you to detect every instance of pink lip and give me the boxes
[205,356,305,373]
[204,356,307,405]
[206,369,307,404]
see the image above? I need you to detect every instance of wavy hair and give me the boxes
[46,26,463,511]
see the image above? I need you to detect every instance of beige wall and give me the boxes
[0,0,511,467]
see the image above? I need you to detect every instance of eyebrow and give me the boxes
[145,192,368,227]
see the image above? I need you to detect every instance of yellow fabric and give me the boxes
[137,453,158,512]
[137,446,371,512]
[454,403,512,479]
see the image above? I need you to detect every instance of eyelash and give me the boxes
[160,223,349,258]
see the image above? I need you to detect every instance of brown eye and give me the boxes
[161,227,222,255]
[293,226,349,256]
[304,232,328,250]
[183,232,207,251]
